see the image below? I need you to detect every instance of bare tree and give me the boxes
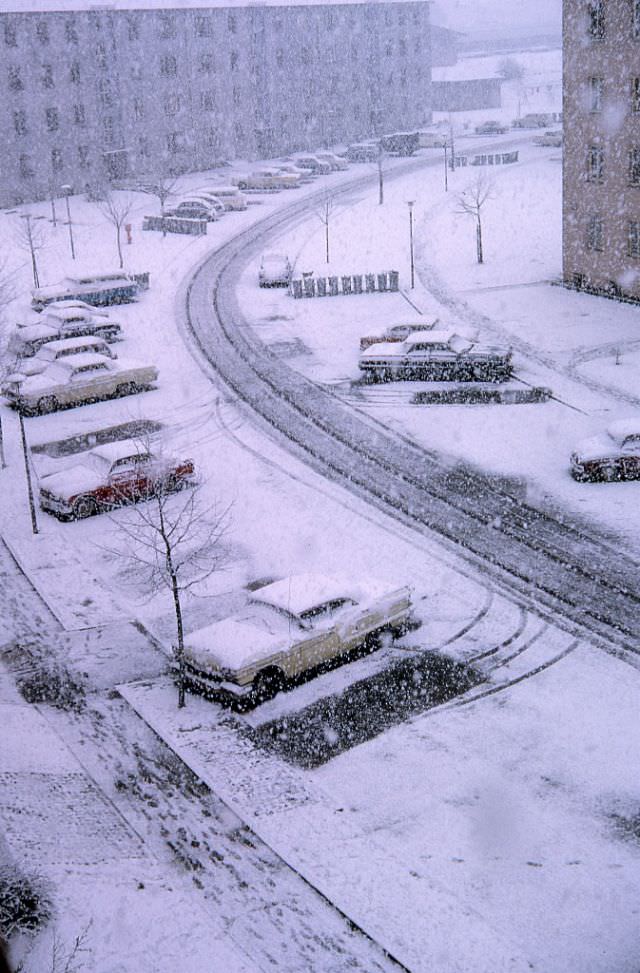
[108,476,232,707]
[136,174,182,238]
[376,147,386,205]
[13,215,48,289]
[14,922,92,973]
[315,191,337,264]
[0,255,16,468]
[97,193,134,269]
[457,174,495,265]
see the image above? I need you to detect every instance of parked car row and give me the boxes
[358,329,514,383]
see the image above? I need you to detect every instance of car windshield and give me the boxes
[298,598,357,623]
[449,334,473,353]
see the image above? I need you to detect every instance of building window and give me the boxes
[103,116,114,145]
[199,53,214,74]
[131,63,142,81]
[589,77,603,111]
[133,97,144,120]
[629,147,640,184]
[45,107,59,132]
[36,20,49,44]
[200,91,215,111]
[628,220,640,256]
[399,38,407,56]
[74,103,85,125]
[98,79,113,107]
[160,54,177,77]
[228,13,237,33]
[164,94,180,115]
[632,78,640,112]
[70,61,80,84]
[138,135,149,157]
[127,16,140,41]
[586,215,604,250]
[13,110,27,135]
[65,19,78,44]
[230,51,239,70]
[587,1,605,39]
[634,1,640,38]
[78,145,90,168]
[385,42,393,56]
[42,64,54,88]
[587,145,604,182]
[4,21,17,46]
[19,154,34,179]
[232,87,241,107]
[167,132,185,153]
[8,66,23,91]
[276,48,284,67]
[51,148,63,172]
[159,13,176,39]
[195,15,212,37]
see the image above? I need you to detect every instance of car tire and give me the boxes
[72,495,99,520]
[252,667,285,705]
[37,395,58,415]
[600,463,619,483]
[117,382,139,398]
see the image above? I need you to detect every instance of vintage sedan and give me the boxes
[360,320,439,351]
[359,329,513,382]
[182,573,414,708]
[4,335,116,381]
[258,252,293,287]
[2,353,158,415]
[9,309,122,357]
[39,440,195,519]
[570,419,640,482]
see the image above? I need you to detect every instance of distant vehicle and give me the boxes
[293,154,332,175]
[513,112,556,129]
[39,439,195,520]
[233,169,299,190]
[182,573,415,708]
[418,131,448,149]
[258,252,292,287]
[6,335,116,380]
[474,121,509,135]
[314,151,349,171]
[197,185,248,210]
[45,300,112,317]
[570,419,640,482]
[168,198,222,221]
[189,192,227,217]
[32,271,143,310]
[379,131,420,156]
[533,130,563,147]
[359,330,514,382]
[277,163,316,182]
[2,353,158,415]
[8,310,122,357]
[359,320,439,351]
[345,142,380,162]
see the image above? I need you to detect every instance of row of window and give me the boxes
[18,145,91,178]
[587,145,640,184]
[3,6,423,47]
[588,76,640,111]
[587,0,640,39]
[585,215,640,257]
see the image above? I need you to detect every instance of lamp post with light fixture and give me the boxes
[61,184,76,260]
[407,200,415,289]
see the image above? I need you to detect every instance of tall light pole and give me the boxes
[19,411,39,535]
[407,200,415,289]
[61,184,76,260]
[443,142,449,192]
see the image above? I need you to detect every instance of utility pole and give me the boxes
[61,185,76,260]
[443,143,449,192]
[19,411,39,535]
[407,200,415,289]
[378,148,384,205]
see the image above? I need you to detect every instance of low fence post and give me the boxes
[388,270,399,291]
[316,276,327,297]
[328,275,339,296]
[365,273,376,293]
[291,279,303,299]
[341,275,352,295]
[353,274,363,294]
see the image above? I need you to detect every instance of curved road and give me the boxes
[183,161,640,657]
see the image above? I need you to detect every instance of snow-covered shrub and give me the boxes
[0,863,52,939]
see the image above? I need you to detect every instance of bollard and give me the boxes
[353,274,363,294]
[291,279,303,299]
[303,275,316,297]
[341,275,352,295]
[388,270,399,291]
[316,276,327,297]
[328,275,339,296]
[377,272,388,292]
[365,273,376,292]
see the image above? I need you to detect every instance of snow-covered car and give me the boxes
[533,130,563,147]
[474,121,509,135]
[277,163,316,183]
[8,309,122,357]
[345,142,380,162]
[233,169,299,191]
[182,573,414,707]
[168,198,221,221]
[292,154,332,175]
[359,330,514,382]
[4,335,116,381]
[570,419,640,482]
[359,320,439,351]
[196,185,248,210]
[45,300,112,318]
[258,252,293,287]
[314,151,349,171]
[39,439,195,520]
[419,131,448,149]
[2,353,158,415]
[31,271,142,310]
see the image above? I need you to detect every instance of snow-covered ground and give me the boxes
[1,67,640,973]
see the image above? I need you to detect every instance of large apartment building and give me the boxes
[563,0,640,302]
[0,0,432,208]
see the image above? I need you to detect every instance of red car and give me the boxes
[39,439,195,519]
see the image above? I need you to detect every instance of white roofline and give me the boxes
[1,0,430,12]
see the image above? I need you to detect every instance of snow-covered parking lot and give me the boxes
[1,124,640,973]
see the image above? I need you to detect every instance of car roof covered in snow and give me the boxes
[250,573,394,617]
[90,439,152,464]
[607,419,640,443]
[404,330,456,346]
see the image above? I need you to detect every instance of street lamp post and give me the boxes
[443,143,449,192]
[407,200,415,290]
[61,184,76,260]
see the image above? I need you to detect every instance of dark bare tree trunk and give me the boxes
[158,497,186,707]
[476,218,483,264]
[116,226,124,269]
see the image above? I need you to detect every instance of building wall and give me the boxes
[0,2,432,207]
[563,0,640,302]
